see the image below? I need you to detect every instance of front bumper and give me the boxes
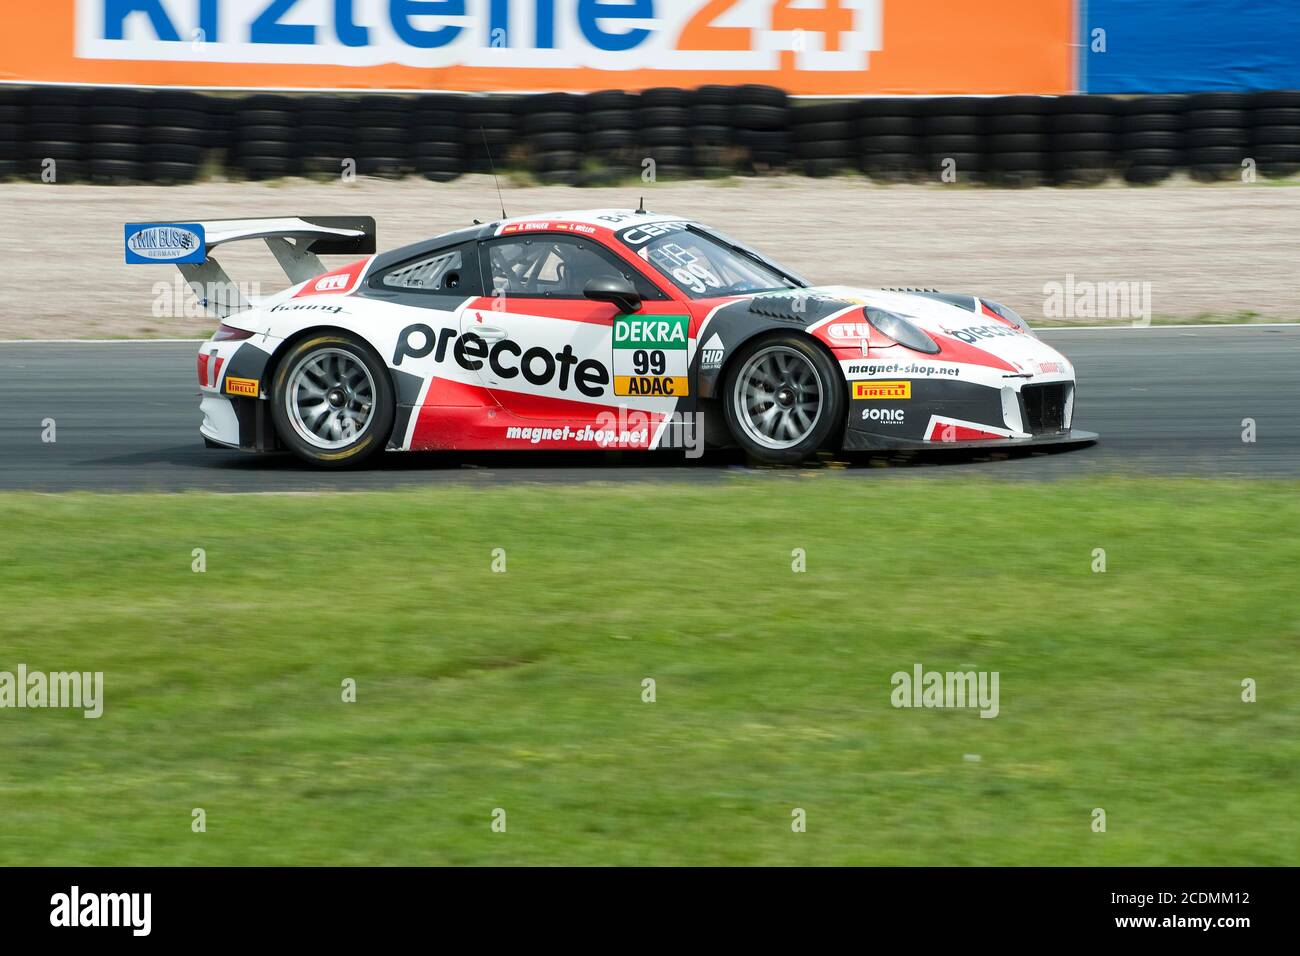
[841,374,1091,451]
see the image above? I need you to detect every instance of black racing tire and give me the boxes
[1185,127,1250,148]
[1254,125,1300,145]
[1052,113,1116,134]
[721,333,844,465]
[1119,130,1184,150]
[856,115,918,136]
[271,333,394,468]
[584,109,637,130]
[987,132,1050,152]
[1055,131,1116,151]
[926,133,982,153]
[1123,113,1185,133]
[922,115,981,136]
[690,103,733,126]
[733,103,787,130]
[986,114,1046,135]
[792,119,855,141]
[794,138,854,160]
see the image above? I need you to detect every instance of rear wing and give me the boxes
[123,216,376,317]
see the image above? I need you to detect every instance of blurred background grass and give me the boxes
[0,477,1296,865]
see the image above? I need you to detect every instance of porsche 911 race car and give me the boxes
[123,209,1096,466]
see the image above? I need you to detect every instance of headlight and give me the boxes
[982,300,1037,338]
[865,308,940,354]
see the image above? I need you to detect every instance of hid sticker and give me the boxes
[225,376,259,398]
[124,223,206,264]
[613,314,690,398]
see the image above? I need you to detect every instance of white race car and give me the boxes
[124,209,1095,466]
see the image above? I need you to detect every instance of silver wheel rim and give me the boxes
[733,345,823,450]
[285,348,375,450]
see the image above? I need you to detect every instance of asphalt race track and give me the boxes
[1,326,1296,492]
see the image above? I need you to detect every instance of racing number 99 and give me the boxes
[633,350,667,376]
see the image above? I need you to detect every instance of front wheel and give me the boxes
[722,334,845,464]
[270,333,394,467]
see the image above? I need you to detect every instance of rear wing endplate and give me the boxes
[123,216,376,317]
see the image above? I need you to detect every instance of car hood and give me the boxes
[763,284,1073,378]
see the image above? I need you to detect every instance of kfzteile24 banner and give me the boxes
[0,0,1075,95]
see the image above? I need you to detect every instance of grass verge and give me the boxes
[1,478,1296,864]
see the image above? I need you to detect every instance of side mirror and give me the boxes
[584,275,641,313]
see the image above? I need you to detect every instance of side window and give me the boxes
[482,236,662,299]
[378,245,479,294]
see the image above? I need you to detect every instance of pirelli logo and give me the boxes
[225,376,259,398]
[853,380,911,400]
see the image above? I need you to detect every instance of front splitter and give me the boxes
[842,428,1099,452]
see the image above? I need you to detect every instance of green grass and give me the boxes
[1,478,1297,865]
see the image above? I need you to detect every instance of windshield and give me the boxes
[619,223,802,299]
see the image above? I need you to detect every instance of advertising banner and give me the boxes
[1084,0,1300,93]
[0,0,1074,95]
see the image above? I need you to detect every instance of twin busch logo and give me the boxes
[123,222,205,264]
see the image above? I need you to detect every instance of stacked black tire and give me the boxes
[637,87,693,182]
[85,88,150,182]
[298,94,357,179]
[983,96,1053,186]
[921,97,983,183]
[0,87,22,180]
[689,86,736,179]
[1120,95,1184,184]
[460,95,519,177]
[732,85,789,173]
[353,95,412,179]
[20,87,83,183]
[580,90,638,185]
[231,94,299,180]
[520,92,583,185]
[412,93,466,183]
[4,85,1300,189]
[857,99,921,182]
[1050,95,1119,185]
[790,100,856,177]
[1182,92,1253,181]
[142,90,210,184]
[1252,90,1300,178]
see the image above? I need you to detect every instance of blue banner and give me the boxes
[1084,0,1300,92]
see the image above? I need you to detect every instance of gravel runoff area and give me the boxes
[0,175,1296,340]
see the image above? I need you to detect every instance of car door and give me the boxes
[465,232,684,423]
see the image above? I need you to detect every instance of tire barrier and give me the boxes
[0,86,1297,187]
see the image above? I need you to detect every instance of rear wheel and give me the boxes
[722,335,844,464]
[271,333,394,467]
